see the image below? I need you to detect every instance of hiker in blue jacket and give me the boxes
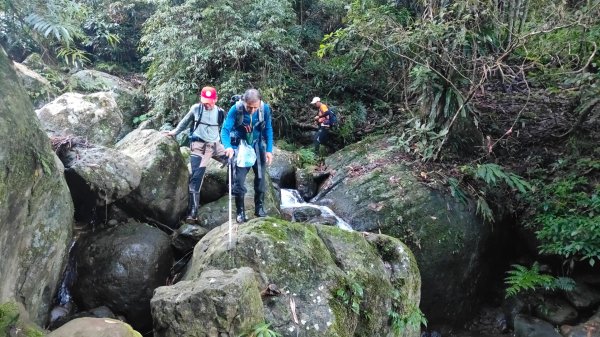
[222,89,274,223]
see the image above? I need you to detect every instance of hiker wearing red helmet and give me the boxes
[165,86,227,221]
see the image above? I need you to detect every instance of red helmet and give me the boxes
[200,86,217,104]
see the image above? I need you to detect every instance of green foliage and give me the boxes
[0,302,20,336]
[530,158,600,266]
[132,113,151,126]
[465,163,532,193]
[504,263,575,298]
[447,163,531,222]
[140,0,305,120]
[23,0,88,45]
[448,177,468,205]
[334,279,364,315]
[0,302,43,337]
[388,289,426,335]
[275,139,297,152]
[57,45,91,65]
[297,147,317,168]
[397,118,449,161]
[238,322,281,337]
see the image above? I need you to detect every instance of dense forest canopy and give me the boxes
[1,0,599,291]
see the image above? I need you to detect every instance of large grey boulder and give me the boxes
[532,295,577,325]
[564,281,600,310]
[68,70,145,136]
[313,134,496,325]
[12,61,58,108]
[296,167,318,200]
[561,308,600,337]
[152,268,264,337]
[73,222,173,332]
[180,219,421,337]
[116,129,188,227]
[197,158,228,204]
[47,317,142,337]
[60,145,141,207]
[36,92,123,146]
[514,314,562,337]
[267,147,297,188]
[0,48,74,325]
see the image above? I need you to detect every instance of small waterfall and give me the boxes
[57,240,77,305]
[280,189,352,231]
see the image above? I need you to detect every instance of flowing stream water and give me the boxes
[280,189,353,231]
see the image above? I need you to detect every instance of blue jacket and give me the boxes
[220,102,274,153]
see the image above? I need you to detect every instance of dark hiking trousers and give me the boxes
[232,149,266,198]
[313,126,330,153]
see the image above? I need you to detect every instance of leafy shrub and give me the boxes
[140,0,305,120]
[238,322,281,337]
[297,147,317,168]
[334,280,364,314]
[388,289,427,334]
[504,263,575,298]
[448,163,531,222]
[531,159,600,266]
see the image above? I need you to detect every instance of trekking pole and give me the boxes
[227,157,233,250]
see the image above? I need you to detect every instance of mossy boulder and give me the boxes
[73,222,173,332]
[181,219,421,337]
[36,92,123,146]
[0,48,74,326]
[314,134,495,325]
[0,302,46,337]
[47,317,142,337]
[115,129,188,227]
[12,61,58,108]
[68,70,145,137]
[151,268,264,337]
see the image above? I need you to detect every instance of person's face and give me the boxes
[315,102,322,108]
[202,101,215,110]
[244,100,260,114]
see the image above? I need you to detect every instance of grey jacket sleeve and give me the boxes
[171,104,197,135]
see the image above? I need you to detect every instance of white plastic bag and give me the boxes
[236,140,257,168]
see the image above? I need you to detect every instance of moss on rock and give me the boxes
[182,218,420,337]
[0,48,74,326]
[316,134,493,325]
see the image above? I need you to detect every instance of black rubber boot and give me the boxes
[186,192,200,221]
[235,196,247,223]
[255,192,267,217]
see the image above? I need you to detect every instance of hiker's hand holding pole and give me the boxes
[225,148,234,159]
[266,152,273,166]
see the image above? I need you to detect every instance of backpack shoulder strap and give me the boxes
[216,106,225,127]
[259,101,264,123]
[234,101,245,126]
[190,104,203,134]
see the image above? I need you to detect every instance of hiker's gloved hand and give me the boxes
[266,152,273,166]
[225,148,234,159]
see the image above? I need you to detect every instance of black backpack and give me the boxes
[327,106,338,127]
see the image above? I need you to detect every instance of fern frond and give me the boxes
[505,263,556,298]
